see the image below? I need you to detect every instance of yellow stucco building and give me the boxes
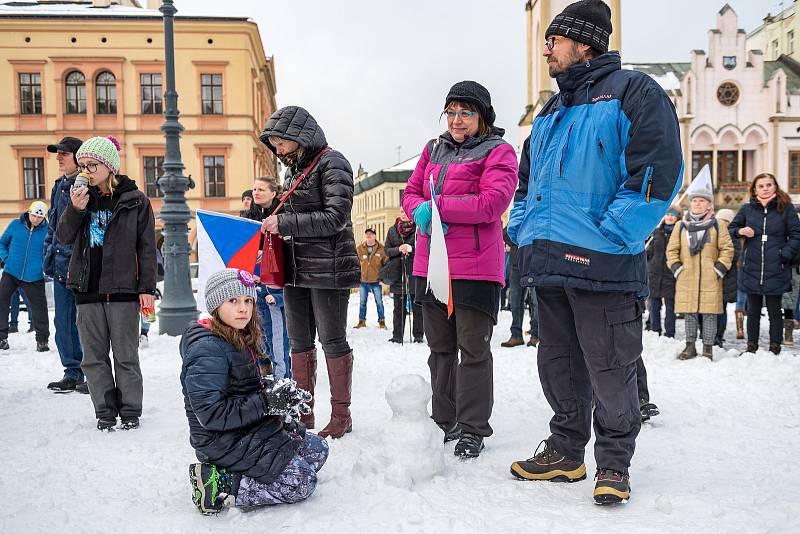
[0,0,277,230]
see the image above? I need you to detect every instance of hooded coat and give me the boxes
[646,223,676,300]
[179,321,300,483]
[381,220,418,295]
[259,107,360,289]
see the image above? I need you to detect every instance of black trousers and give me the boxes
[283,286,352,358]
[746,293,782,345]
[0,273,49,342]
[536,287,642,475]
[391,293,423,341]
[422,302,494,437]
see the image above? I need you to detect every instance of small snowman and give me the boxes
[378,374,446,489]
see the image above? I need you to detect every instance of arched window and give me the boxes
[96,71,117,115]
[65,71,86,114]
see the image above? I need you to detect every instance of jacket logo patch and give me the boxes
[591,94,613,102]
[564,253,591,267]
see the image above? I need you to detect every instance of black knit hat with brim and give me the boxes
[546,0,612,53]
[444,81,496,126]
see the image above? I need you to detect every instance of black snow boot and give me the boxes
[0,339,8,350]
[454,433,484,458]
[47,376,82,392]
[510,439,586,482]
[189,463,241,515]
[640,401,660,422]
[437,422,462,444]
[120,417,140,430]
[97,418,117,432]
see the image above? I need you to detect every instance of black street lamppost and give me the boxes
[158,0,198,334]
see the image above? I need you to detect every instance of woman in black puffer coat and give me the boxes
[728,172,800,354]
[381,210,423,343]
[258,106,359,440]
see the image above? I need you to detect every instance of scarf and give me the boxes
[683,210,715,256]
[757,193,777,208]
[396,218,415,237]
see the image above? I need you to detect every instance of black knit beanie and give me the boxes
[546,0,612,53]
[444,81,496,126]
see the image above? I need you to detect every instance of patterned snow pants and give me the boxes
[235,432,329,507]
[685,313,716,345]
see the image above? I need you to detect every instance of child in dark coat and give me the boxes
[180,268,327,515]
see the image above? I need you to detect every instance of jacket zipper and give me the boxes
[473,225,480,251]
[760,206,768,286]
[20,224,34,277]
[559,123,575,177]
[644,166,654,203]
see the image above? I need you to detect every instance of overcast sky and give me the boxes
[184,0,777,173]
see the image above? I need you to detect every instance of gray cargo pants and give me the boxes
[76,301,143,421]
[536,287,642,475]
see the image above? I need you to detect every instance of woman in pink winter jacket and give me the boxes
[401,81,518,459]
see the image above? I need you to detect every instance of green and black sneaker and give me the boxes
[510,439,586,482]
[593,468,630,505]
[189,463,241,515]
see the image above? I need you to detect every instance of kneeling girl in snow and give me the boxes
[180,268,327,515]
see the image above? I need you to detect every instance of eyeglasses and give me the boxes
[445,110,477,120]
[78,162,100,173]
[545,36,565,51]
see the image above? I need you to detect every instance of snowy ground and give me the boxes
[2,300,800,534]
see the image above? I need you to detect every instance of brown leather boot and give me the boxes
[353,320,366,329]
[735,310,744,339]
[291,349,317,428]
[783,319,794,346]
[318,352,353,439]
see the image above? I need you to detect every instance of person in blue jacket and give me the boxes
[181,268,326,515]
[43,136,86,392]
[506,0,682,505]
[0,201,51,352]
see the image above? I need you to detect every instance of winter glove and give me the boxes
[670,262,684,279]
[412,201,448,235]
[260,377,313,420]
[713,261,727,279]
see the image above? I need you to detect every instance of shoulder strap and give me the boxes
[270,147,332,216]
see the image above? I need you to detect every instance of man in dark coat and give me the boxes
[259,106,359,440]
[646,207,679,337]
[382,209,423,343]
[42,136,86,392]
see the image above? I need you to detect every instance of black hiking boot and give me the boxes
[189,463,241,515]
[510,439,586,482]
[47,376,82,392]
[593,468,630,505]
[120,417,140,430]
[75,382,90,394]
[0,339,8,350]
[36,341,49,352]
[454,433,484,458]
[745,342,758,353]
[97,418,117,432]
[437,422,462,444]
[769,342,782,355]
[640,402,660,422]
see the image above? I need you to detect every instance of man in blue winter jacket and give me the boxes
[42,136,86,392]
[506,0,682,505]
[0,201,51,353]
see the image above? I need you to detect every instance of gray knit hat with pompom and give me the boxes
[204,268,258,313]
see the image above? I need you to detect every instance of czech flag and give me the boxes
[426,174,453,317]
[196,209,262,312]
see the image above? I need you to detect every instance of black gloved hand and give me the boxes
[260,378,312,419]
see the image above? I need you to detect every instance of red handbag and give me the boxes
[259,148,332,287]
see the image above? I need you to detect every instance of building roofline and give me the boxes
[0,12,249,21]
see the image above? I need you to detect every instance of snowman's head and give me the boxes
[385,374,430,418]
